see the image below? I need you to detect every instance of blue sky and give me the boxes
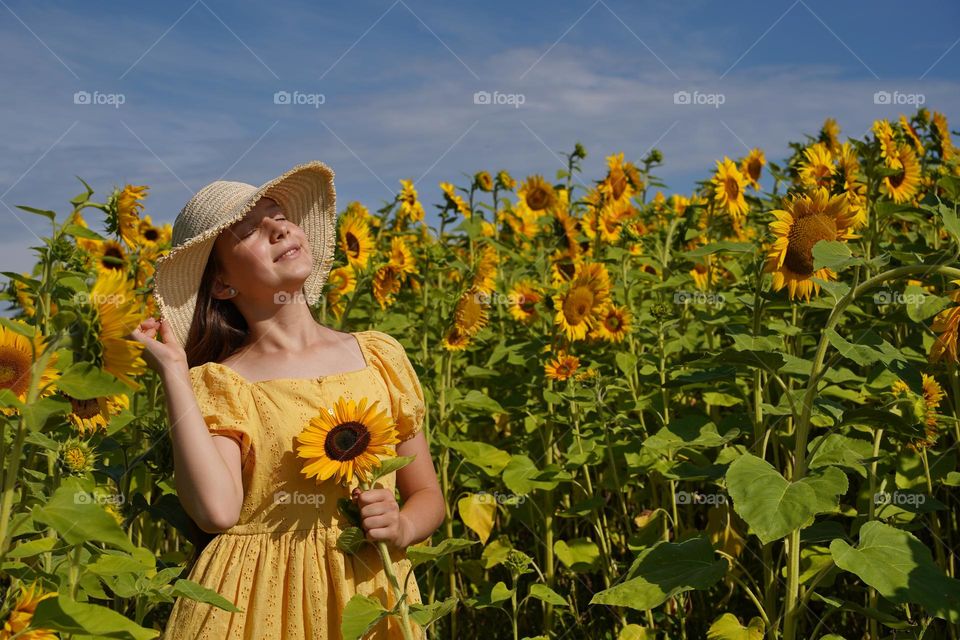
[2,0,959,293]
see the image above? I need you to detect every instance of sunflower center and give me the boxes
[527,187,551,211]
[888,169,906,188]
[609,168,627,200]
[143,229,159,241]
[0,354,29,395]
[69,396,102,419]
[564,286,595,324]
[605,314,622,331]
[724,177,740,200]
[784,213,837,276]
[346,232,359,256]
[324,422,371,461]
[747,160,761,181]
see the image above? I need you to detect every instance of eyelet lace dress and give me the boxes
[161,330,426,640]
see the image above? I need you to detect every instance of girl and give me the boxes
[131,161,445,639]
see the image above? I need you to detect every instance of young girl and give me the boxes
[131,161,445,639]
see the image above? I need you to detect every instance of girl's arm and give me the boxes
[356,431,445,548]
[162,362,245,533]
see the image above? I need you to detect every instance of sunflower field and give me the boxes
[2,106,960,640]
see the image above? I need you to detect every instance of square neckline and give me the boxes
[205,330,373,386]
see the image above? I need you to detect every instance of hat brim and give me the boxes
[152,160,337,350]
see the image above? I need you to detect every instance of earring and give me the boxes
[228,287,237,297]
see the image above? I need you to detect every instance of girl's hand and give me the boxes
[128,317,188,375]
[353,487,411,549]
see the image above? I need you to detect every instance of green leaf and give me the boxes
[407,538,477,569]
[5,536,59,558]
[409,596,457,627]
[340,594,389,640]
[812,240,855,271]
[437,434,511,476]
[171,579,243,613]
[555,537,600,572]
[502,455,570,493]
[830,521,960,622]
[528,584,568,607]
[825,328,906,368]
[369,455,416,482]
[55,362,130,399]
[32,595,158,639]
[337,526,367,555]
[726,454,848,545]
[457,389,505,414]
[707,612,765,639]
[32,478,135,552]
[590,536,727,610]
[16,205,57,220]
[470,581,514,608]
[642,414,739,458]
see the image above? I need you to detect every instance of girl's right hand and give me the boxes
[128,317,188,375]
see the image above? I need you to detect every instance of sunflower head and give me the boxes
[296,397,399,487]
[518,175,558,212]
[712,157,749,219]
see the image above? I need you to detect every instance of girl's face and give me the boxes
[210,196,313,304]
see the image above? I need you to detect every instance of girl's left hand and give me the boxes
[353,487,411,548]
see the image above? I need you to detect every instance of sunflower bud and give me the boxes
[59,438,96,475]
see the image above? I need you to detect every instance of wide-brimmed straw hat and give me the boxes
[152,160,337,349]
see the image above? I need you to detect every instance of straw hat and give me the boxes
[152,160,337,349]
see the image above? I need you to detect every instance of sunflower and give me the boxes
[64,392,129,436]
[472,244,499,294]
[115,184,148,248]
[0,580,58,640]
[741,148,766,190]
[592,305,632,343]
[387,237,417,278]
[552,262,612,341]
[454,286,489,337]
[599,153,639,207]
[89,239,128,274]
[441,182,471,218]
[507,280,542,323]
[325,265,356,319]
[690,260,726,292]
[798,143,835,189]
[931,111,955,161]
[763,188,860,301]
[372,265,402,309]
[891,374,945,448]
[496,170,516,191]
[475,171,494,192]
[59,437,96,475]
[397,179,425,223]
[338,215,374,271]
[518,175,558,213]
[544,351,580,381]
[504,205,540,243]
[442,325,471,351]
[929,279,960,364]
[899,114,925,157]
[873,119,896,161]
[295,397,399,486]
[549,249,582,286]
[711,157,749,220]
[137,214,169,251]
[820,117,841,154]
[880,143,921,204]
[90,269,146,388]
[0,323,60,416]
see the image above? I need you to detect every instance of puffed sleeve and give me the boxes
[365,331,426,443]
[188,364,254,466]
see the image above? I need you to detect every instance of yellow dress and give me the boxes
[162,330,426,640]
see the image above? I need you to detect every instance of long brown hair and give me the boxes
[180,247,249,562]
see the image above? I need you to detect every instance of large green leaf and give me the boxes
[55,362,130,399]
[707,612,764,639]
[171,579,243,613]
[554,537,600,572]
[32,478,135,551]
[409,596,457,627]
[726,454,848,545]
[437,434,511,476]
[340,594,389,640]
[589,536,727,610]
[407,538,477,568]
[830,521,960,622]
[642,414,739,458]
[32,595,158,639]
[502,455,571,493]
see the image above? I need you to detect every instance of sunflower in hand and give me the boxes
[295,397,399,486]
